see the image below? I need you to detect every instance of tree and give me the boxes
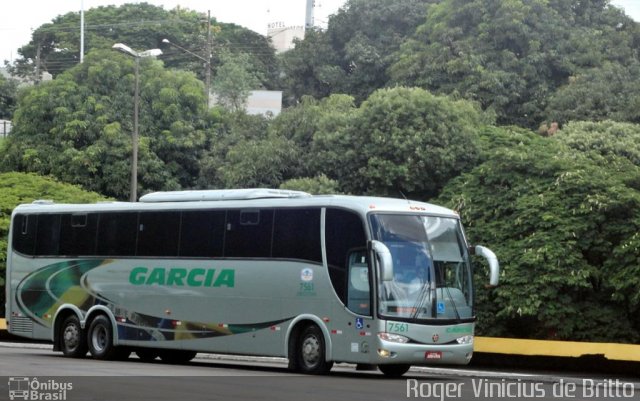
[279,29,342,105]
[8,3,278,89]
[268,94,356,180]
[390,0,640,128]
[554,120,640,167]
[435,126,640,342]
[546,63,640,125]
[0,74,19,119]
[196,111,272,188]
[325,0,436,101]
[280,175,341,195]
[211,51,263,112]
[312,87,489,199]
[1,49,208,199]
[0,172,106,315]
[279,0,434,105]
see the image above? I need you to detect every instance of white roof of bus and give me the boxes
[12,190,459,218]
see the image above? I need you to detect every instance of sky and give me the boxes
[0,0,639,64]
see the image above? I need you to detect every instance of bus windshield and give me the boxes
[370,214,473,322]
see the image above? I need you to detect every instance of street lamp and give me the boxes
[162,38,212,108]
[112,43,162,202]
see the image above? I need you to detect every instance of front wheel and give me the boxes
[60,315,87,358]
[379,364,411,377]
[290,325,333,374]
[87,315,117,360]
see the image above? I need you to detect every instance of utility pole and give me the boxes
[305,0,315,31]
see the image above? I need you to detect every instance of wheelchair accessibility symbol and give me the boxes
[355,317,364,330]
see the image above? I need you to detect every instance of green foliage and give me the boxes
[279,0,434,105]
[313,87,488,198]
[9,3,277,89]
[0,172,106,314]
[436,127,640,342]
[546,63,640,124]
[212,51,263,112]
[390,0,640,128]
[1,49,208,199]
[0,74,19,119]
[555,120,640,167]
[280,175,342,195]
[279,29,342,106]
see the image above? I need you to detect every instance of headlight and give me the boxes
[456,335,474,345]
[378,332,410,343]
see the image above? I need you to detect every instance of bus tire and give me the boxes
[292,324,333,375]
[158,350,197,364]
[60,315,87,358]
[379,364,411,377]
[87,315,117,360]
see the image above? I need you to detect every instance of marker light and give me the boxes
[378,332,410,343]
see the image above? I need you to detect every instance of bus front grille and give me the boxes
[10,316,33,334]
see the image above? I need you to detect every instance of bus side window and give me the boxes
[35,214,61,256]
[137,211,180,257]
[59,213,98,256]
[180,210,226,257]
[347,250,371,316]
[272,208,322,263]
[96,213,138,256]
[12,214,37,256]
[225,209,274,258]
[325,208,367,305]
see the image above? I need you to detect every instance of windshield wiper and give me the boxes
[411,280,435,320]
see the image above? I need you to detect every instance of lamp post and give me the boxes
[162,38,212,108]
[112,43,162,202]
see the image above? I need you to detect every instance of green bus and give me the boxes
[6,189,499,376]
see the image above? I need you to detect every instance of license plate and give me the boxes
[425,351,442,360]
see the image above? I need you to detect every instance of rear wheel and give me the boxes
[60,315,87,358]
[87,315,117,360]
[290,325,333,375]
[379,364,411,377]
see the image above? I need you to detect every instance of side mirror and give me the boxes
[370,240,393,281]
[473,245,500,287]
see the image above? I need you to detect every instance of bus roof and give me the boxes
[12,190,459,218]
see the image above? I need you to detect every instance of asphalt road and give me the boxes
[0,343,638,401]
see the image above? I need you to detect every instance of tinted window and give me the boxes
[35,214,61,256]
[225,209,273,258]
[272,209,322,263]
[325,208,367,303]
[96,213,138,256]
[137,211,180,257]
[180,210,226,257]
[59,213,98,256]
[12,214,37,255]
